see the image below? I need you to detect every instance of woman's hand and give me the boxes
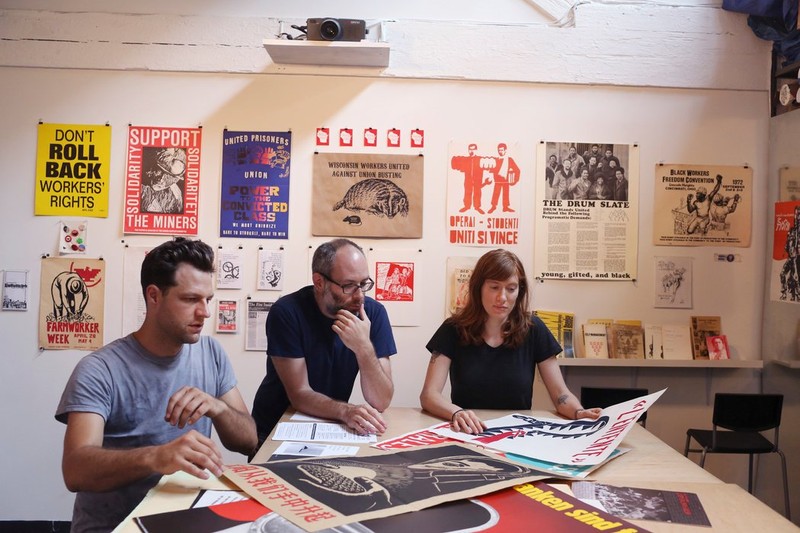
[575,407,602,420]
[450,408,487,434]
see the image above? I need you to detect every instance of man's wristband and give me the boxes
[451,408,465,423]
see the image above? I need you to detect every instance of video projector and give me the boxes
[306,18,367,42]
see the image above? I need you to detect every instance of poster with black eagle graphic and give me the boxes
[220,131,291,239]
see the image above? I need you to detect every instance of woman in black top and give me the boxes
[420,249,600,433]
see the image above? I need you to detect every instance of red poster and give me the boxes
[123,126,201,235]
[375,261,415,302]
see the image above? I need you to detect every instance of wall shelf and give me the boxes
[263,39,390,68]
[557,358,763,369]
[773,360,800,369]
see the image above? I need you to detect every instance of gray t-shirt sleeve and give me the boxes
[206,336,238,397]
[55,352,113,424]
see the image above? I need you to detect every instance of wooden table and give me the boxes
[115,408,797,532]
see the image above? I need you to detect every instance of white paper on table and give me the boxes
[271,422,377,443]
[273,441,359,458]
[289,412,333,422]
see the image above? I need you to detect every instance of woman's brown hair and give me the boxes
[449,249,530,348]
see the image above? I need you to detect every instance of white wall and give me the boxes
[0,0,787,522]
[762,110,800,522]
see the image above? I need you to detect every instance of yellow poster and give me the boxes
[34,123,111,217]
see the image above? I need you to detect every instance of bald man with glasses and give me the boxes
[251,239,396,449]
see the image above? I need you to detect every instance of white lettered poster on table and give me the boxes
[432,389,666,466]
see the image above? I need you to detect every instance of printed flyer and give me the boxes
[123,125,201,235]
[312,153,423,238]
[35,123,111,217]
[38,257,105,350]
[535,142,638,281]
[653,164,751,247]
[770,200,800,302]
[447,140,522,247]
[219,130,291,239]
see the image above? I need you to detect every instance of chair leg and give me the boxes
[747,453,754,494]
[699,449,707,468]
[683,434,691,457]
[777,449,791,520]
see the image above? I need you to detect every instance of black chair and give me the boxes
[684,393,790,519]
[580,387,649,427]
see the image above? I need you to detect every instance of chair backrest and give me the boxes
[712,393,783,432]
[580,387,650,423]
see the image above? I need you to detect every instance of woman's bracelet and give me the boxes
[451,408,466,423]
[574,408,584,420]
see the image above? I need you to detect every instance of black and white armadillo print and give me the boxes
[332,179,409,218]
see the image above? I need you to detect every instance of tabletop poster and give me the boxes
[35,122,111,218]
[447,140,522,247]
[652,164,751,247]
[136,480,647,533]
[224,443,548,531]
[432,389,665,466]
[535,142,639,281]
[219,130,291,239]
[38,257,105,350]
[312,153,424,238]
[572,481,710,526]
[123,125,201,235]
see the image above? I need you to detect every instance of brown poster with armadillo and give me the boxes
[312,153,423,238]
[39,257,105,350]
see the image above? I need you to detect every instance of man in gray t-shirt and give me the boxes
[55,238,257,533]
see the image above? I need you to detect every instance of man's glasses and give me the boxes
[320,273,374,295]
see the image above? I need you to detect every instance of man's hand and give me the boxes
[342,403,387,436]
[332,305,372,354]
[165,386,226,428]
[151,430,223,479]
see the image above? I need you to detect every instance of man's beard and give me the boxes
[323,287,359,316]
